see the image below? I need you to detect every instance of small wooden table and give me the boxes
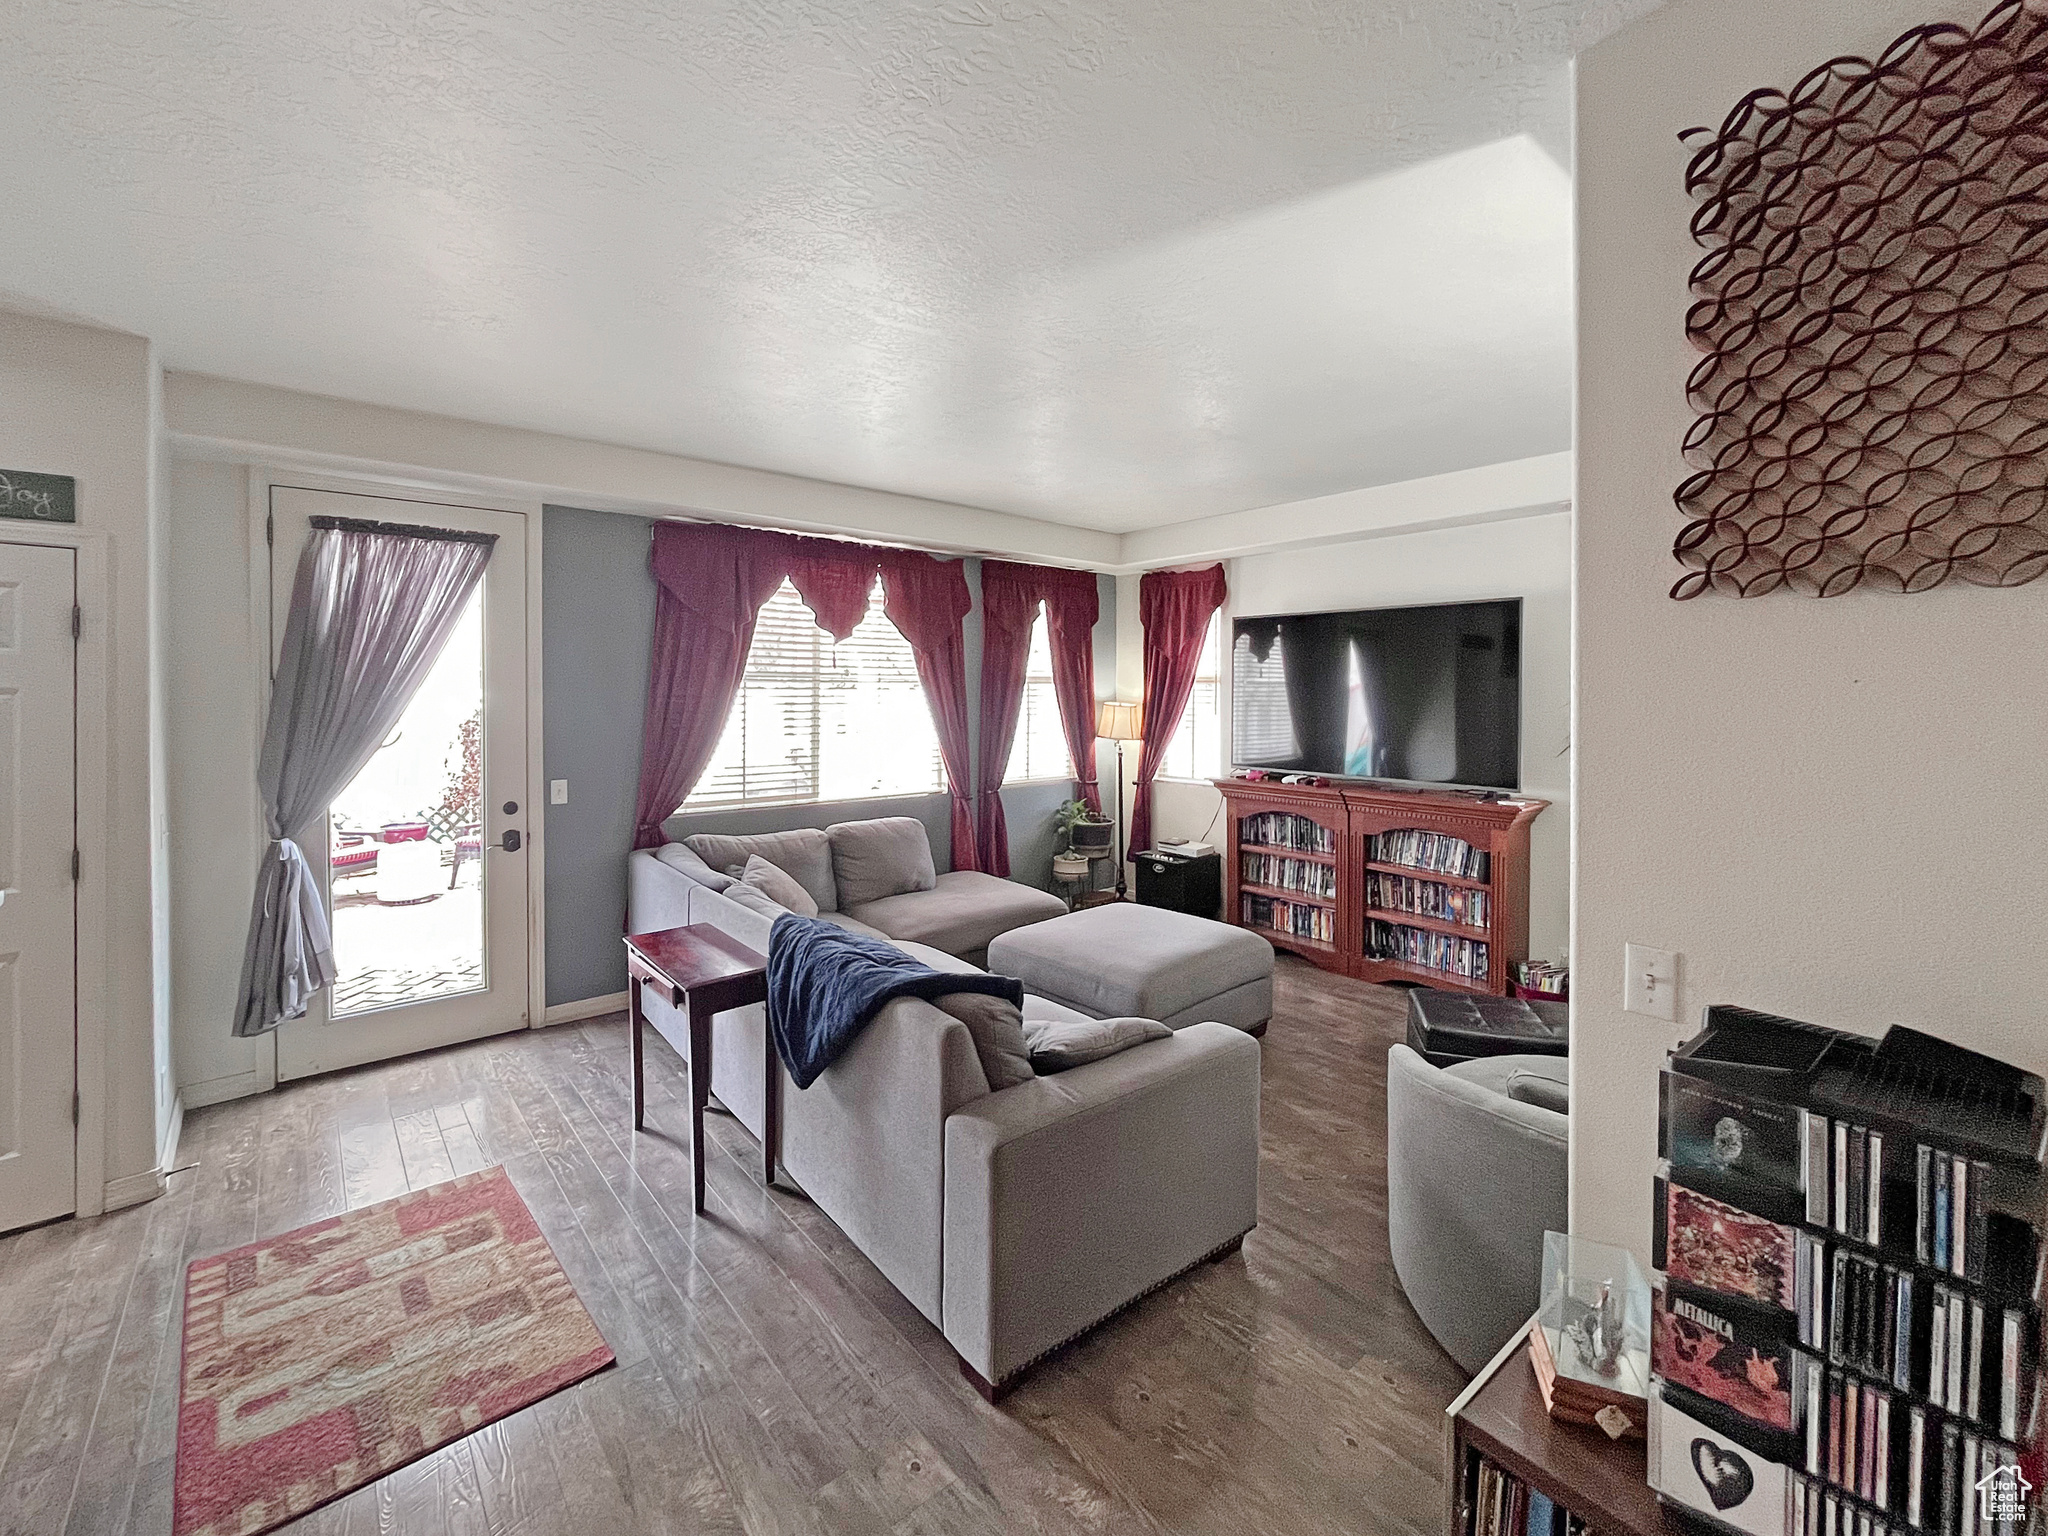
[623,924,773,1215]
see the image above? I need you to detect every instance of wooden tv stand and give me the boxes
[1216,777,1546,997]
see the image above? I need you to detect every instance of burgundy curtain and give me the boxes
[880,553,979,870]
[1130,564,1227,854]
[974,561,1101,874]
[632,524,785,849]
[634,521,981,865]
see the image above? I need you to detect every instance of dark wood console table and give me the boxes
[1446,1329,1680,1536]
[623,924,772,1215]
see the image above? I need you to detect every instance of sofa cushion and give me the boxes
[890,938,984,975]
[684,828,837,912]
[720,880,791,923]
[1505,1069,1570,1115]
[1022,1014,1172,1073]
[1443,1052,1569,1112]
[986,904,1272,1026]
[740,854,818,918]
[845,871,1066,959]
[829,817,938,908]
[653,841,734,891]
[933,992,1035,1092]
[818,910,890,941]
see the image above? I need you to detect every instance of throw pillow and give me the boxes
[720,881,790,922]
[828,816,937,909]
[1023,1015,1171,1073]
[684,828,837,912]
[932,991,1034,1092]
[652,841,734,891]
[740,854,818,918]
[1505,1070,1569,1115]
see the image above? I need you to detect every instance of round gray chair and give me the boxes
[1385,1043,1569,1374]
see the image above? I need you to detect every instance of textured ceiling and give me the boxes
[0,1,1660,531]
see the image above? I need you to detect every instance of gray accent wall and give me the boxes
[541,505,1116,1007]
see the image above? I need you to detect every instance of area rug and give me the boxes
[172,1165,613,1536]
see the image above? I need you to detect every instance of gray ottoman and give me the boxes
[987,903,1274,1035]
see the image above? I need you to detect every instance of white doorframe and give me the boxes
[242,469,548,1069]
[0,527,111,1219]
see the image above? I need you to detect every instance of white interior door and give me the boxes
[0,541,78,1232]
[269,488,530,1080]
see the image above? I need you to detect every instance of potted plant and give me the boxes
[1054,798,1114,857]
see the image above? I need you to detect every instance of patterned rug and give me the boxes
[173,1166,614,1536]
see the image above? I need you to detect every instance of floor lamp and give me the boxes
[1095,700,1143,901]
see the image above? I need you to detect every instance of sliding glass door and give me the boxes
[268,487,531,1080]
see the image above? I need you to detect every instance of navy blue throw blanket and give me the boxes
[767,914,1023,1090]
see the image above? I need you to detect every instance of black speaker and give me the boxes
[1134,848,1221,919]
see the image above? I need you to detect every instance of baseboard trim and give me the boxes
[179,1068,270,1110]
[103,1165,169,1211]
[543,991,629,1026]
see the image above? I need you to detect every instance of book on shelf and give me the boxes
[1240,892,1334,945]
[1237,811,1333,855]
[1365,918,1488,980]
[1242,850,1338,899]
[1368,827,1490,881]
[1365,869,1489,927]
[1464,1452,1588,1536]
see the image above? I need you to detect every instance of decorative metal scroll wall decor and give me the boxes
[1671,0,2048,599]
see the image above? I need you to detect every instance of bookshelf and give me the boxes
[1649,1008,2045,1536]
[1215,777,1547,995]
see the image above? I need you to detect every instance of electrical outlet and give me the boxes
[1624,943,1678,1021]
[549,779,569,805]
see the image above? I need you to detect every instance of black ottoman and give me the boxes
[1404,988,1567,1067]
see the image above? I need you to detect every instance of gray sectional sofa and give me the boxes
[627,817,1263,1395]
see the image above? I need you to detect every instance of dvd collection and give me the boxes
[1366,917,1488,980]
[1240,892,1334,945]
[1466,1454,1591,1536]
[1644,1012,2043,1536]
[1237,812,1334,855]
[1365,869,1488,928]
[1242,850,1338,900]
[1369,828,1490,881]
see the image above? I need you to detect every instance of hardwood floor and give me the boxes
[0,957,1464,1536]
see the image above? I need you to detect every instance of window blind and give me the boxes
[1160,612,1223,781]
[683,577,946,812]
[1004,606,1074,784]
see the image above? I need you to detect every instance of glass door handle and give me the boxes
[491,830,523,853]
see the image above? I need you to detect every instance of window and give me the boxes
[1158,612,1223,780]
[1004,607,1073,784]
[683,577,946,811]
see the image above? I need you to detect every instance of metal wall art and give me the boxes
[1672,0,2048,598]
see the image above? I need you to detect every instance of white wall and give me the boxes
[164,460,271,1106]
[0,310,171,1194]
[1143,513,1573,959]
[1573,0,2048,1260]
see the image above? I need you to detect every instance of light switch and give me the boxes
[1624,943,1678,1021]
[549,779,569,805]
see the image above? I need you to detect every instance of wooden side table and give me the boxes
[623,924,772,1215]
[1445,1328,1679,1536]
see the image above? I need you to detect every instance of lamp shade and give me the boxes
[1096,700,1143,741]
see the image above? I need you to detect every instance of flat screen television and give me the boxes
[1230,599,1521,791]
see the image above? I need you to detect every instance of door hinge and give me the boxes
[265,511,274,546]
[71,1091,79,1127]
[71,848,80,882]
[70,604,81,641]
